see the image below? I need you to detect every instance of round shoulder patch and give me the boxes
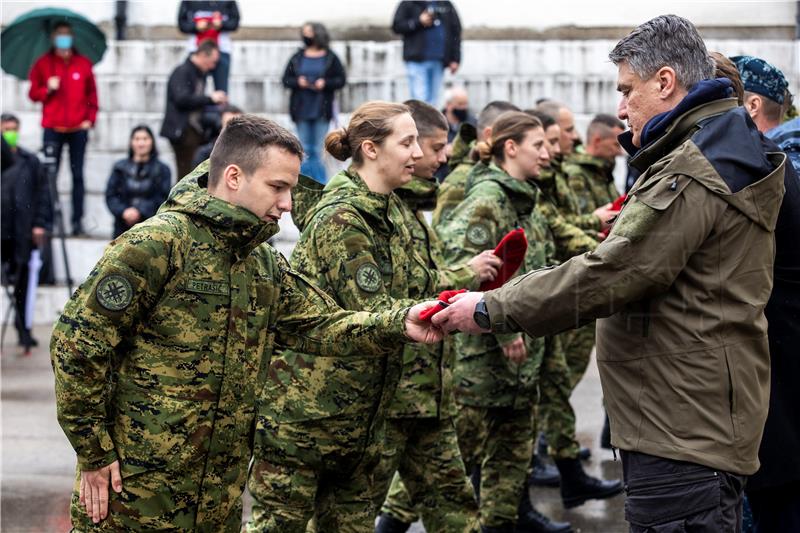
[355,263,382,293]
[465,222,491,247]
[95,274,134,312]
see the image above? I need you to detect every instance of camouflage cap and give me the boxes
[731,55,788,105]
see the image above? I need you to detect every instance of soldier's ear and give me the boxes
[223,164,244,191]
[361,139,379,161]
[505,138,517,158]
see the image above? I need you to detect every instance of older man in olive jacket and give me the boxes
[433,15,787,532]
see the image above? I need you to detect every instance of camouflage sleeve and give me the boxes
[308,206,419,311]
[538,200,598,262]
[561,173,603,232]
[50,216,183,470]
[437,188,521,346]
[274,255,408,356]
[484,177,719,337]
[428,229,479,291]
[560,209,602,232]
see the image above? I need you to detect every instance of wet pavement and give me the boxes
[1,325,627,532]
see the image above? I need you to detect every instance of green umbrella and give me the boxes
[1,7,107,80]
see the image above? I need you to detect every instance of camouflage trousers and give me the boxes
[247,415,386,533]
[560,322,595,389]
[537,334,581,460]
[377,417,480,532]
[456,405,533,528]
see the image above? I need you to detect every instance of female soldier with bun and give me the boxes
[247,101,437,532]
[437,111,574,533]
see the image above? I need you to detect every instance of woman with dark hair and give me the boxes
[282,22,346,183]
[105,125,171,238]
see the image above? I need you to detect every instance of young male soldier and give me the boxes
[564,114,625,214]
[432,101,520,227]
[434,15,787,531]
[51,115,440,532]
[375,100,505,533]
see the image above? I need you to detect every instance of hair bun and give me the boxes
[474,140,493,163]
[324,128,352,161]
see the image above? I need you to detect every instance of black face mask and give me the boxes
[452,108,469,122]
[302,36,315,47]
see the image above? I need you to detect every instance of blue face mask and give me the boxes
[54,35,73,50]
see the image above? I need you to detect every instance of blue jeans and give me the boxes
[295,118,329,184]
[43,128,88,231]
[405,60,444,106]
[210,51,231,93]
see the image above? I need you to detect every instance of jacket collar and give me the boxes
[467,162,537,217]
[396,176,438,212]
[160,162,279,258]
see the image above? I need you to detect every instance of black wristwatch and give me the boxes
[473,298,491,330]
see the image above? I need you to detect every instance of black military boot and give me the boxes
[600,412,612,449]
[375,513,411,533]
[517,492,573,532]
[554,457,623,508]
[529,454,560,487]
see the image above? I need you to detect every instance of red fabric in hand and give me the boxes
[600,194,628,238]
[478,228,528,291]
[419,289,468,321]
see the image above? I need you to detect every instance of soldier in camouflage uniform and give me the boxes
[527,109,615,479]
[248,102,447,533]
[51,116,438,532]
[559,113,624,388]
[432,101,520,228]
[375,101,510,533]
[564,114,625,215]
[524,110,624,508]
[436,111,572,533]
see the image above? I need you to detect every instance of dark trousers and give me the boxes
[1,239,31,343]
[747,483,800,533]
[171,127,205,180]
[210,51,231,93]
[621,450,745,532]
[43,129,88,231]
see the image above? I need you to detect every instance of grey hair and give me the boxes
[609,14,714,89]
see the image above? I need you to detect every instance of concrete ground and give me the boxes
[1,325,627,532]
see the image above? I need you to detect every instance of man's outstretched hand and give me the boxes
[405,301,446,343]
[431,291,489,334]
[80,460,122,524]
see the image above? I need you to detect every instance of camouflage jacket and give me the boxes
[388,176,477,419]
[267,169,435,426]
[436,162,547,409]
[537,158,601,233]
[532,183,599,263]
[51,164,409,532]
[563,152,621,213]
[431,125,477,227]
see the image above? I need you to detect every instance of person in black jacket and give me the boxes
[1,113,52,350]
[191,104,243,169]
[718,53,800,533]
[392,1,461,106]
[106,125,171,239]
[177,0,240,93]
[160,39,227,179]
[282,22,346,184]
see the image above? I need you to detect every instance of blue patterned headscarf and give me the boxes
[731,55,788,105]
